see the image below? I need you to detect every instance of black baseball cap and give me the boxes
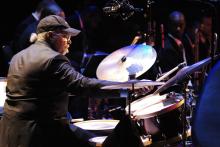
[36,15,81,36]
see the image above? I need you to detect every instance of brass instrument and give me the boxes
[193,29,208,92]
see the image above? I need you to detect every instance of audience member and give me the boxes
[16,2,65,52]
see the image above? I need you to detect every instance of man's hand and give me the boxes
[132,86,154,98]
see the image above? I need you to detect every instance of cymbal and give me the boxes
[96,44,157,82]
[101,79,164,90]
[154,55,220,94]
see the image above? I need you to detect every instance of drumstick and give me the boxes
[156,62,186,82]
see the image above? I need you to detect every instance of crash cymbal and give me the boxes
[154,55,220,94]
[96,44,157,82]
[101,79,164,90]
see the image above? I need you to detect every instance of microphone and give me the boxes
[128,6,144,12]
[122,2,143,12]
[103,0,143,14]
[103,4,121,14]
[103,0,122,14]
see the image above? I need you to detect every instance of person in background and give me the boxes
[158,11,194,74]
[13,0,56,44]
[0,0,63,77]
[193,13,213,92]
[0,15,121,147]
[16,2,65,52]
[197,14,212,60]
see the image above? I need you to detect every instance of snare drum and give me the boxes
[133,93,184,119]
[74,119,119,136]
[126,93,168,115]
[128,93,185,144]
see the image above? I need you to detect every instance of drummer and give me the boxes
[0,15,153,147]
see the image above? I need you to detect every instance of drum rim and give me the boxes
[134,97,184,119]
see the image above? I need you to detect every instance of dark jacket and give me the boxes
[0,40,109,147]
[158,33,194,73]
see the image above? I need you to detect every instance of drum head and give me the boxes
[74,120,119,136]
[89,136,107,147]
[126,94,168,114]
[133,94,184,119]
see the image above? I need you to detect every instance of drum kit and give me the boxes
[74,43,215,147]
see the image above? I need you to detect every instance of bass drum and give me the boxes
[130,93,186,145]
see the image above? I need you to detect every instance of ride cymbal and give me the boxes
[96,44,157,82]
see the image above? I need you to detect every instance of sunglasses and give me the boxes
[53,32,72,44]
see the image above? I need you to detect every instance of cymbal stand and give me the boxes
[181,76,191,147]
[127,74,136,116]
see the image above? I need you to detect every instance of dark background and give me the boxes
[0,0,219,59]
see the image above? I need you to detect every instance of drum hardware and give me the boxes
[101,78,164,118]
[181,78,192,147]
[149,55,220,146]
[108,106,125,120]
[101,79,164,90]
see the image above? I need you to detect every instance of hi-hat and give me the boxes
[101,79,164,90]
[96,44,157,82]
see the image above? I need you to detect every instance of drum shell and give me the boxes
[132,93,185,143]
[142,107,183,141]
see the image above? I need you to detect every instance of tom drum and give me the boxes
[127,93,185,144]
